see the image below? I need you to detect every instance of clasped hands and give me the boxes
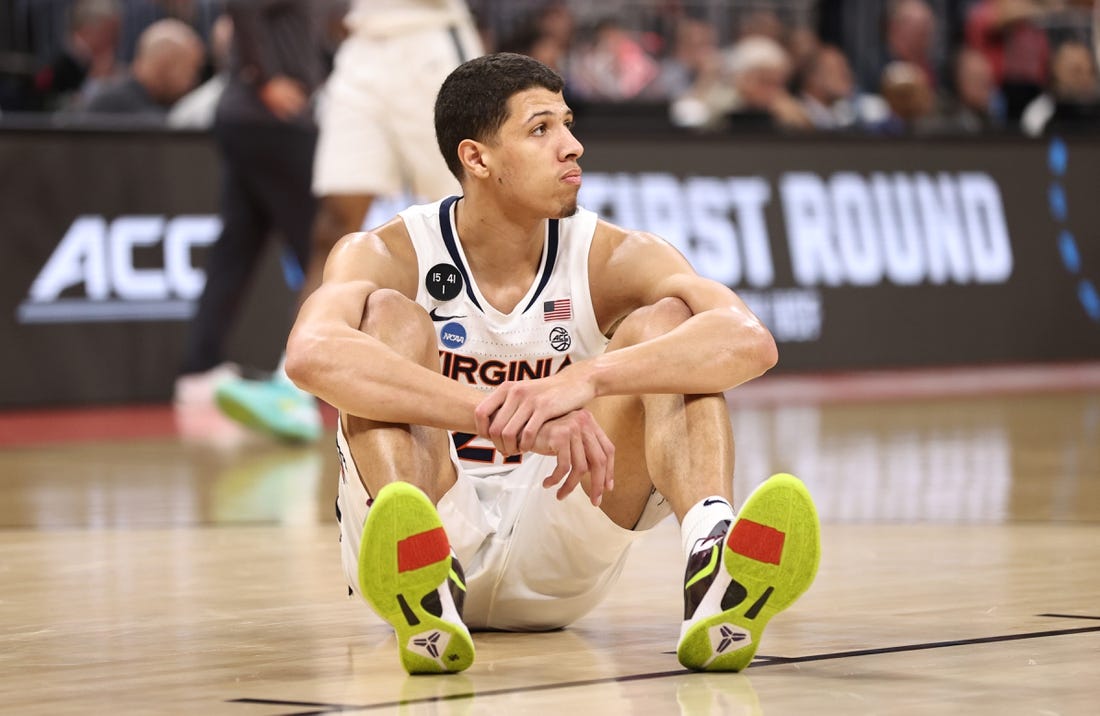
[473,370,614,507]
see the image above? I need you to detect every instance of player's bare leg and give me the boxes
[342,288,456,502]
[343,289,473,674]
[587,298,821,672]
[584,297,733,527]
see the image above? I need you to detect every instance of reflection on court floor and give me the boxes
[0,366,1097,715]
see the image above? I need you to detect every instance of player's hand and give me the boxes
[475,368,597,456]
[260,75,309,120]
[528,409,615,506]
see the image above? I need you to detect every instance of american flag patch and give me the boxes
[543,298,572,321]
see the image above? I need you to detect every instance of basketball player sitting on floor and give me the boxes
[285,52,821,674]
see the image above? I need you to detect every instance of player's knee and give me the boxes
[362,289,423,330]
[362,289,437,364]
[611,297,692,347]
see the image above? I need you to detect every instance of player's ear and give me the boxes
[458,139,491,180]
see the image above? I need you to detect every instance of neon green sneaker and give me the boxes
[677,473,821,671]
[359,482,474,674]
[215,376,322,443]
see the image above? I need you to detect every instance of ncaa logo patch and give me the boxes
[549,326,571,352]
[440,322,466,349]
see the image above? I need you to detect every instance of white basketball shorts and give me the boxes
[312,22,482,198]
[336,432,672,631]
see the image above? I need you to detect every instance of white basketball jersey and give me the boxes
[399,195,610,476]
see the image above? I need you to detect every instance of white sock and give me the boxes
[680,496,736,560]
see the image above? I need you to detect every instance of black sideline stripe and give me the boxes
[750,624,1100,665]
[230,618,1100,714]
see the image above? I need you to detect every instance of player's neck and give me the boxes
[452,195,545,313]
[453,195,546,270]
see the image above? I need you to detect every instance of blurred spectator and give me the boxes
[874,60,937,134]
[965,0,1051,120]
[175,0,326,427]
[724,35,810,130]
[657,16,721,101]
[672,35,809,131]
[499,26,566,76]
[885,0,939,87]
[668,42,735,128]
[786,24,823,81]
[735,8,786,44]
[81,17,203,118]
[935,46,1005,132]
[32,0,122,111]
[798,44,889,130]
[168,13,233,128]
[498,2,575,76]
[569,18,662,101]
[1020,39,1100,135]
[533,1,577,57]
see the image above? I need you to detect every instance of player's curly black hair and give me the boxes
[434,52,565,181]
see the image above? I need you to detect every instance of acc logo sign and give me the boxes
[18,214,221,323]
[549,326,571,352]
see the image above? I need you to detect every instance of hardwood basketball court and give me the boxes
[1,364,1098,715]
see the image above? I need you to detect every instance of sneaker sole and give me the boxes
[215,390,319,443]
[677,473,821,671]
[359,482,474,674]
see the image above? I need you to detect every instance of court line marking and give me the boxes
[229,617,1100,715]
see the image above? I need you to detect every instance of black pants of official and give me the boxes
[181,119,317,375]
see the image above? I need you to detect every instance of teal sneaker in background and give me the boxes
[215,376,322,443]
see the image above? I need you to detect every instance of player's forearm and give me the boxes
[286,328,482,433]
[585,309,777,397]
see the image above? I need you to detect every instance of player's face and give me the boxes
[490,88,584,218]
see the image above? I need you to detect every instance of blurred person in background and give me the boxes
[965,0,1051,121]
[530,0,576,72]
[873,59,938,134]
[174,0,326,440]
[735,7,787,44]
[935,46,1005,132]
[211,0,483,442]
[495,2,578,77]
[671,35,808,131]
[1020,39,1100,135]
[168,12,233,129]
[797,44,889,131]
[726,35,810,131]
[786,24,824,82]
[568,17,662,102]
[657,16,721,102]
[31,0,122,111]
[81,17,203,119]
[499,26,566,75]
[884,0,940,87]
